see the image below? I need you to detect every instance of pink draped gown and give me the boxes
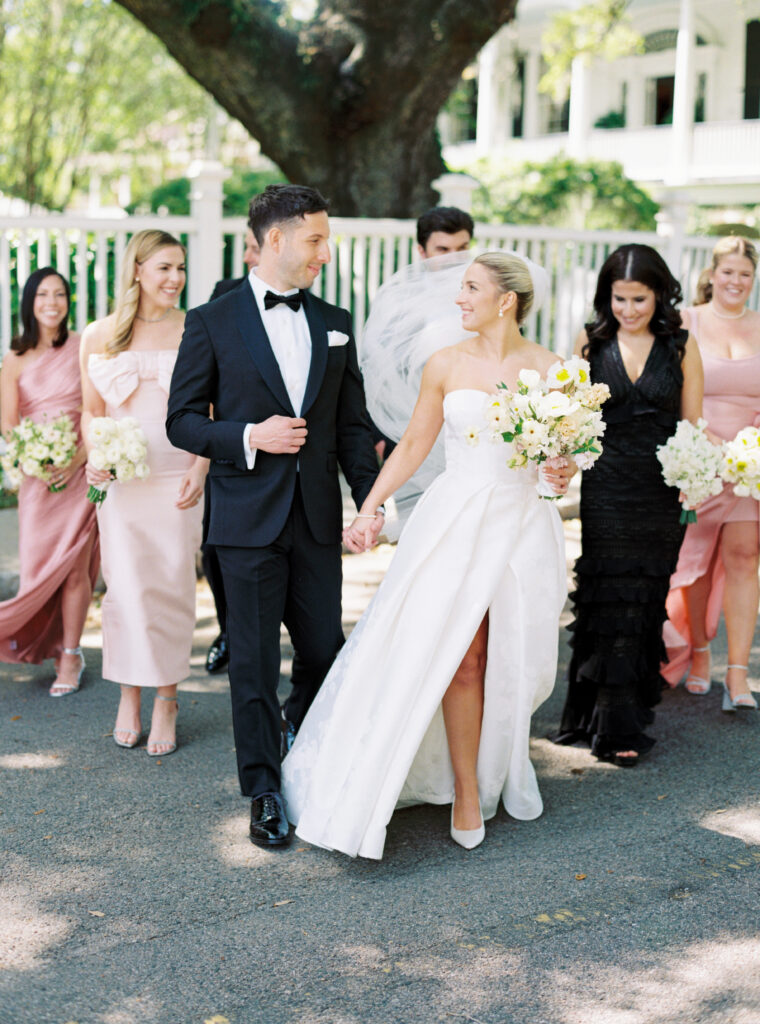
[87,350,203,688]
[0,337,99,664]
[663,306,760,685]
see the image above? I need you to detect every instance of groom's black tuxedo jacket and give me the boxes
[166,282,378,548]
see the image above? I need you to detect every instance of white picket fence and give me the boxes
[1,212,756,358]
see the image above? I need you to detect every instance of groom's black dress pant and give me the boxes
[215,480,344,798]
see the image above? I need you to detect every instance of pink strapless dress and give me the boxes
[0,337,99,664]
[88,350,203,687]
[663,307,760,685]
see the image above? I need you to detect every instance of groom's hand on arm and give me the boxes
[247,417,308,455]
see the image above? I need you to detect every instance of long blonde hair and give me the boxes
[106,229,185,356]
[695,235,758,305]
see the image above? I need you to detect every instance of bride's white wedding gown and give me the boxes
[281,389,567,859]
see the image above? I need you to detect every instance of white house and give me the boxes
[442,0,760,216]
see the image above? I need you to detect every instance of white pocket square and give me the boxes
[327,330,349,347]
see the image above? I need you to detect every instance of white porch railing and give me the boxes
[445,120,760,186]
[1,211,756,359]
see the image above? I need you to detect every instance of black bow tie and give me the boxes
[264,290,302,312]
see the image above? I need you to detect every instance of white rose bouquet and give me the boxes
[2,413,78,492]
[655,418,724,523]
[721,426,760,501]
[481,357,610,485]
[86,416,150,504]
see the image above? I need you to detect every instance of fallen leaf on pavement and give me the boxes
[34,809,45,815]
[204,1015,231,1023]
[10,715,21,721]
[273,900,293,907]
[88,910,105,917]
[575,874,586,880]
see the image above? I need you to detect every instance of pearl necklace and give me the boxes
[135,308,173,323]
[709,302,747,321]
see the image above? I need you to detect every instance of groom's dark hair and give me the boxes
[248,184,330,245]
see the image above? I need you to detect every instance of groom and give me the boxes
[167,185,383,847]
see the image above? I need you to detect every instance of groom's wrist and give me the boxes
[243,423,258,470]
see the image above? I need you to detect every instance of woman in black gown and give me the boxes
[554,245,703,765]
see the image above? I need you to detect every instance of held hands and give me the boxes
[249,416,307,454]
[343,511,385,553]
[542,456,577,495]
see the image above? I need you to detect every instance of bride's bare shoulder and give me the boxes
[518,338,560,374]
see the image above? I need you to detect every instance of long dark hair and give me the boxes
[583,244,686,364]
[11,268,70,355]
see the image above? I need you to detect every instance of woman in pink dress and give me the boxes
[664,237,759,710]
[0,268,99,694]
[81,230,207,754]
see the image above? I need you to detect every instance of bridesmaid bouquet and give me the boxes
[656,418,724,523]
[2,414,78,492]
[721,426,760,501]
[86,416,150,504]
[483,356,610,475]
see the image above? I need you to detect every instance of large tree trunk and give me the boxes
[115,0,517,216]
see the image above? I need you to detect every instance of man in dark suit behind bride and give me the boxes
[167,185,383,847]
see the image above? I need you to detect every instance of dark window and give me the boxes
[512,57,525,138]
[745,20,760,119]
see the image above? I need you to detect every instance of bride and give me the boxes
[281,252,572,858]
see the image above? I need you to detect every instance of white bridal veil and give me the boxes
[360,249,549,538]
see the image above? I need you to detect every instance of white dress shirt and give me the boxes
[243,269,312,469]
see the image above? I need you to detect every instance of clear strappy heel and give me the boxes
[49,646,85,697]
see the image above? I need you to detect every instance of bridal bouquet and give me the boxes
[2,413,78,492]
[656,418,724,523]
[721,426,760,501]
[86,416,150,504]
[483,356,610,476]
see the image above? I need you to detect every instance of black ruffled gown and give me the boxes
[554,333,687,758]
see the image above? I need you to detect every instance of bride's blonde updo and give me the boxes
[474,252,535,325]
[106,229,185,357]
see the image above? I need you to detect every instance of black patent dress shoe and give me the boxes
[205,632,229,674]
[280,711,296,760]
[250,792,291,848]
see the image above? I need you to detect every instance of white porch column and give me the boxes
[656,189,690,276]
[523,49,541,139]
[667,0,695,185]
[187,159,229,309]
[476,39,499,156]
[567,56,591,159]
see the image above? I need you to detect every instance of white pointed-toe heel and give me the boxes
[450,800,485,850]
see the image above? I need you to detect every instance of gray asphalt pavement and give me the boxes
[1,505,760,1024]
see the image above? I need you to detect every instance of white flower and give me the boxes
[518,368,541,390]
[545,361,573,389]
[536,392,580,419]
[135,461,151,480]
[89,418,115,443]
[88,449,108,471]
[465,425,480,447]
[124,439,148,462]
[574,451,598,470]
[115,460,136,482]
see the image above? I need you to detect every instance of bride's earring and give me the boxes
[498,307,504,319]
